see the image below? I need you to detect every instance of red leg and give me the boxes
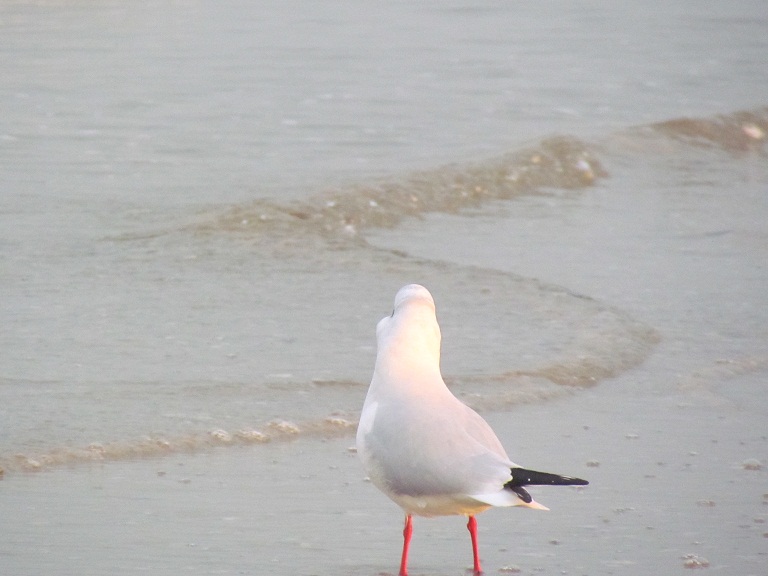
[467,515,483,575]
[399,514,413,576]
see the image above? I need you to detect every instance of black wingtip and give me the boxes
[505,467,589,489]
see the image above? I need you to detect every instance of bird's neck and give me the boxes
[373,336,444,397]
[371,304,445,394]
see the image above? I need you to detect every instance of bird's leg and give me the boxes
[467,515,483,575]
[399,514,413,576]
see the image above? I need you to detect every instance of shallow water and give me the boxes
[1,1,767,574]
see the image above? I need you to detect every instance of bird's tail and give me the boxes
[504,467,588,504]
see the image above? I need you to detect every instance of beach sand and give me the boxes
[3,366,766,575]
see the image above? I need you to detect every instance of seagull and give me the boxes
[356,284,588,576]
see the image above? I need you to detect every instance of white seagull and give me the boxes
[356,284,588,576]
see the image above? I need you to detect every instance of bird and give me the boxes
[356,284,588,576]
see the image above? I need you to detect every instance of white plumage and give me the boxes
[356,284,587,575]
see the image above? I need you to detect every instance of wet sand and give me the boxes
[3,370,766,575]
